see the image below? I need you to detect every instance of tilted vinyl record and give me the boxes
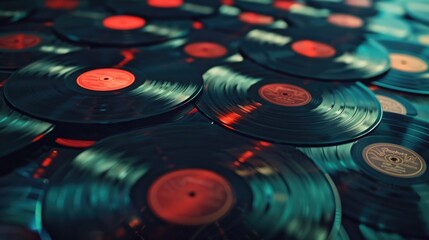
[42,123,341,240]
[306,0,378,16]
[53,10,191,46]
[196,61,382,146]
[31,0,104,21]
[4,49,203,125]
[106,0,219,19]
[372,39,429,95]
[369,85,429,121]
[0,23,81,70]
[408,21,429,47]
[300,113,429,238]
[240,28,390,81]
[0,0,36,24]
[406,0,429,25]
[0,93,53,161]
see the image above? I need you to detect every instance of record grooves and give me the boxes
[197,61,382,146]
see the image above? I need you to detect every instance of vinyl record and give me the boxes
[240,28,390,81]
[42,123,341,240]
[234,0,331,27]
[0,23,81,70]
[201,5,288,36]
[408,21,429,47]
[0,93,53,162]
[306,0,378,17]
[4,49,203,125]
[372,39,429,95]
[0,71,11,87]
[0,225,41,240]
[146,30,242,73]
[30,0,106,21]
[374,0,406,17]
[369,85,429,121]
[196,61,382,146]
[0,173,47,238]
[406,0,429,25]
[300,113,429,238]
[176,107,212,123]
[53,10,192,47]
[106,0,220,19]
[0,0,36,24]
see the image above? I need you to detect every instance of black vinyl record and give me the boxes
[0,71,11,87]
[201,5,288,36]
[53,10,192,47]
[0,0,36,24]
[0,93,53,161]
[306,0,378,17]
[106,0,219,19]
[300,113,429,238]
[372,39,429,95]
[406,0,429,26]
[0,23,81,70]
[369,85,429,121]
[196,61,382,146]
[31,0,104,21]
[42,123,341,240]
[4,49,203,125]
[240,28,390,81]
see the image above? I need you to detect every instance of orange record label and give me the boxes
[375,95,407,115]
[147,0,183,8]
[346,0,372,8]
[147,169,235,225]
[76,68,135,91]
[363,143,426,178]
[291,40,336,58]
[327,14,364,28]
[418,35,429,46]
[184,42,228,59]
[103,15,146,30]
[238,12,274,25]
[389,53,428,73]
[0,34,41,50]
[259,83,312,107]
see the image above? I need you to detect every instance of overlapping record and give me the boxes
[42,123,341,240]
[406,0,429,25]
[4,49,203,125]
[0,225,41,240]
[201,5,288,36]
[0,0,36,24]
[31,0,104,21]
[197,61,382,146]
[106,0,219,19]
[300,113,429,238]
[53,10,192,46]
[240,28,390,81]
[369,85,429,121]
[306,0,378,16]
[0,93,53,165]
[0,23,81,70]
[408,21,429,47]
[372,39,429,95]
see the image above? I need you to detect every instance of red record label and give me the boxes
[103,15,146,30]
[0,34,41,50]
[184,42,228,59]
[147,169,235,225]
[274,0,300,10]
[259,83,312,107]
[45,0,79,10]
[327,14,364,28]
[76,68,135,91]
[238,12,274,25]
[389,53,428,73]
[147,0,183,8]
[291,40,336,58]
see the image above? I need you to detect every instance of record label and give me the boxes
[346,0,372,8]
[102,15,146,30]
[376,95,407,115]
[238,12,274,25]
[389,53,428,73]
[420,35,429,45]
[45,0,79,9]
[0,34,41,50]
[76,68,135,91]
[184,42,228,59]
[147,0,184,8]
[291,40,336,58]
[258,83,312,107]
[147,169,234,225]
[327,14,363,28]
[363,143,426,178]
